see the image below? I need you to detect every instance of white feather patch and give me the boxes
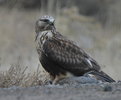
[88,74,95,77]
[66,72,74,77]
[46,31,53,38]
[86,59,93,68]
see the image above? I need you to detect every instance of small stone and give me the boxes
[103,85,112,92]
[118,80,121,83]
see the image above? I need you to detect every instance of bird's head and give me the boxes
[35,15,55,33]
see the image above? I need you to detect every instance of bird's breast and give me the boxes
[36,31,53,52]
[37,31,52,44]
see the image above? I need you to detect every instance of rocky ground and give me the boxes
[0,77,121,100]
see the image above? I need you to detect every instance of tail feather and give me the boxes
[84,70,115,83]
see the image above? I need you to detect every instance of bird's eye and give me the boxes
[43,19,49,22]
[39,19,49,22]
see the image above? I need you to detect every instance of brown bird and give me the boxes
[35,15,115,84]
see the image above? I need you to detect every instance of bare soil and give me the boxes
[0,82,121,100]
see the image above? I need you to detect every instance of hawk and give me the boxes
[35,15,115,84]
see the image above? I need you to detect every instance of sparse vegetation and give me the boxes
[0,64,48,88]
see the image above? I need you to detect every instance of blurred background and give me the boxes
[0,0,121,81]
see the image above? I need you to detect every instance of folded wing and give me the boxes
[43,35,100,76]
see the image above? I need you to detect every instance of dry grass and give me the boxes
[0,63,48,88]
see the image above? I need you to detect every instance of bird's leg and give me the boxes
[52,74,66,84]
[48,74,55,84]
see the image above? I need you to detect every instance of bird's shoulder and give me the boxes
[45,32,81,52]
[43,31,89,60]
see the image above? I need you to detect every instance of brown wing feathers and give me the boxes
[42,34,115,82]
[43,35,99,72]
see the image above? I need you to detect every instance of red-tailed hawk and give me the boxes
[35,15,115,84]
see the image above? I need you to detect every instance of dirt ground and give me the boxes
[0,82,121,100]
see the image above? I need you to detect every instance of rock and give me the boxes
[58,76,99,86]
[103,85,112,92]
